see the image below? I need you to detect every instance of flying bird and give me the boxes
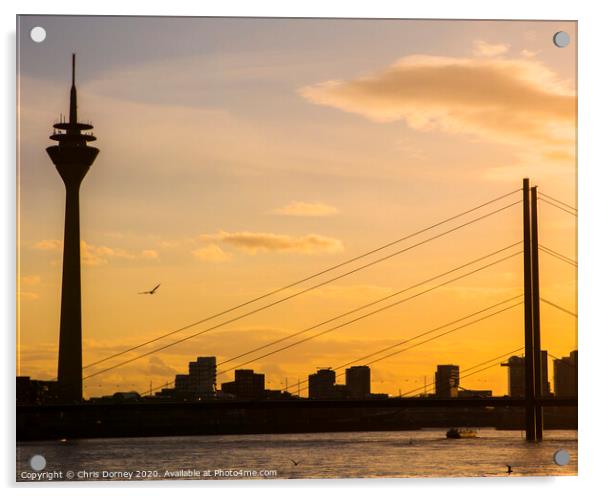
[289,459,300,466]
[138,283,160,295]
[506,465,513,475]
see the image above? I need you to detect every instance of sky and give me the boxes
[16,16,577,398]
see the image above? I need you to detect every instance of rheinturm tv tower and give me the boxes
[46,54,99,403]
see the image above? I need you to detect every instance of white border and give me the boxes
[2,1,601,494]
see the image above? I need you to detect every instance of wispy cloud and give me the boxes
[272,201,339,217]
[20,275,41,286]
[192,244,232,262]
[18,291,39,301]
[140,249,159,259]
[520,49,540,58]
[472,40,510,57]
[200,231,344,255]
[147,356,178,377]
[34,240,159,266]
[34,239,62,251]
[18,275,41,301]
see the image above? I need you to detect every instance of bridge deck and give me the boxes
[18,396,578,412]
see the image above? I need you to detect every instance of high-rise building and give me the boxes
[501,356,524,397]
[345,366,371,399]
[308,368,337,399]
[188,356,217,398]
[46,55,99,403]
[173,356,217,399]
[502,351,551,397]
[554,350,577,397]
[221,369,265,400]
[435,365,459,398]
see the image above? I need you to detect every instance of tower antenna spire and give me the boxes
[69,53,77,125]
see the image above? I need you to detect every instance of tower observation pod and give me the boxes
[46,54,99,403]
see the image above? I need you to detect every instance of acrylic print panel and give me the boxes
[16,16,577,481]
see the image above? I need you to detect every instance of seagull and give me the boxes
[506,465,513,475]
[289,459,300,466]
[138,283,160,295]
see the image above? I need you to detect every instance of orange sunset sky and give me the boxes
[17,17,577,398]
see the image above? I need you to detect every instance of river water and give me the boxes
[16,429,577,481]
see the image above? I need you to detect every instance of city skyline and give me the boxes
[35,348,571,403]
[131,350,579,400]
[17,17,577,398]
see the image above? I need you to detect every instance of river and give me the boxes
[16,429,577,481]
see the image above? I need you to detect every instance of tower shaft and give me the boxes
[57,184,83,401]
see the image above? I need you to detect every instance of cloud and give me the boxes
[82,242,136,266]
[18,276,41,301]
[192,244,232,262]
[272,201,339,217]
[200,231,344,255]
[33,239,156,266]
[159,240,182,248]
[299,54,575,164]
[147,356,178,377]
[20,275,41,286]
[34,239,62,251]
[18,291,39,301]
[520,49,540,58]
[473,40,510,57]
[140,249,159,259]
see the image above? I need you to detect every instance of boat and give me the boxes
[446,427,477,439]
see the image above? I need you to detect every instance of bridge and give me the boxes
[16,394,576,441]
[38,178,576,442]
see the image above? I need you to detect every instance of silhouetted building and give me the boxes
[221,369,265,400]
[540,350,551,396]
[188,356,217,398]
[46,55,99,403]
[90,391,141,403]
[173,356,217,400]
[264,389,295,400]
[308,368,337,399]
[554,350,577,397]
[16,377,59,405]
[435,365,459,398]
[501,356,524,397]
[174,374,189,391]
[502,351,551,397]
[369,393,390,399]
[345,366,371,399]
[155,388,176,400]
[458,389,492,398]
[332,384,349,399]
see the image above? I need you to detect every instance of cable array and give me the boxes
[540,298,578,318]
[539,245,577,267]
[84,193,522,381]
[538,191,577,217]
[82,188,575,401]
[85,190,521,371]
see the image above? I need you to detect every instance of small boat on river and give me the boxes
[446,428,477,439]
